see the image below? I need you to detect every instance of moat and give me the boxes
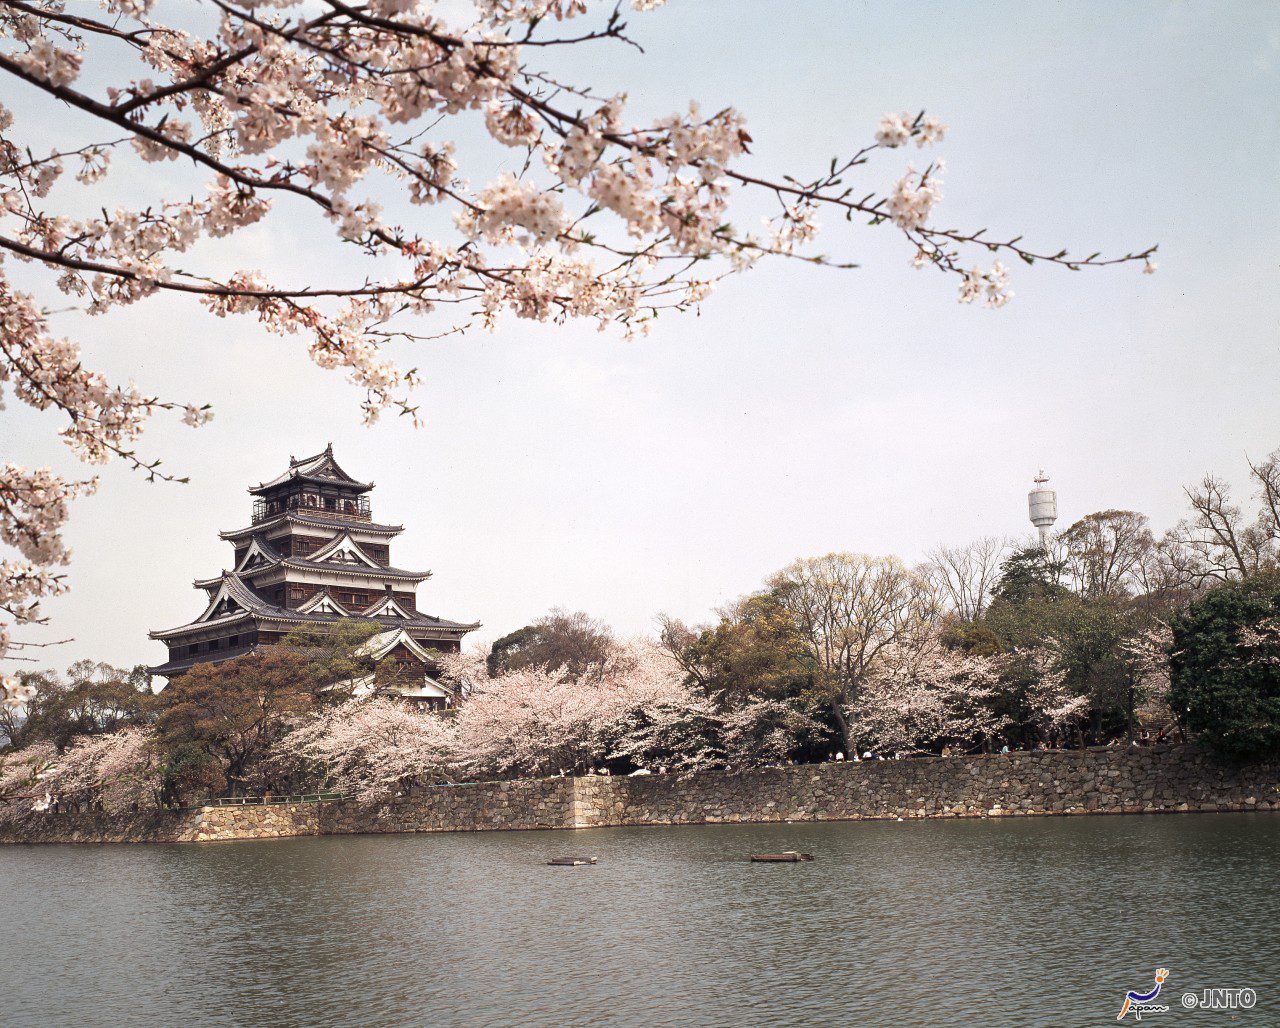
[3,814,1278,1025]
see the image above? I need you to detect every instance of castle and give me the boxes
[148,446,478,706]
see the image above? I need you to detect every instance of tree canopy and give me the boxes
[153,629,372,797]
[487,609,614,679]
[1169,574,1280,761]
[1,660,153,751]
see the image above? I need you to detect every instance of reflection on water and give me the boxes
[2,814,1278,1026]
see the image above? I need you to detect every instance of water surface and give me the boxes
[2,814,1277,1026]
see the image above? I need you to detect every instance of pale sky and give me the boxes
[5,1,1279,670]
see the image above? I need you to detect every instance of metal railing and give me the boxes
[207,792,346,807]
[253,495,371,524]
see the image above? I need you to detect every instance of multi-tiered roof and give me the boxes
[148,445,479,704]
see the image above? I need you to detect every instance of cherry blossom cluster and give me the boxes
[445,638,694,777]
[279,636,816,791]
[1119,622,1174,699]
[0,0,1154,662]
[1002,645,1090,733]
[271,639,696,787]
[39,726,162,812]
[0,672,36,710]
[848,632,1095,753]
[457,173,567,245]
[276,696,456,801]
[886,165,942,233]
[876,111,946,149]
[0,460,92,706]
[0,279,206,461]
[957,261,1013,309]
[0,264,203,680]
[852,630,1007,754]
[1238,616,1280,672]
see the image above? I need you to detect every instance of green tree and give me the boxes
[660,594,826,759]
[992,546,1069,605]
[939,619,1001,656]
[1168,574,1280,760]
[661,593,815,706]
[154,624,384,794]
[1051,595,1148,740]
[280,621,382,695]
[155,647,324,795]
[986,548,1164,743]
[160,744,227,808]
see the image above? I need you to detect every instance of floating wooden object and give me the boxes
[750,851,814,863]
[548,856,598,866]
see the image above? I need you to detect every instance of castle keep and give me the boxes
[148,446,478,705]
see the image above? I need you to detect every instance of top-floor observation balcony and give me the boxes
[253,492,371,524]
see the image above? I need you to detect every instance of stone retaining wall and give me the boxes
[2,745,1277,844]
[0,808,202,845]
[320,776,578,836]
[574,745,1280,827]
[195,802,320,842]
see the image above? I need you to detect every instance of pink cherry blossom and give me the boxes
[852,630,1008,754]
[41,727,162,813]
[0,741,57,816]
[277,697,456,801]
[886,166,942,233]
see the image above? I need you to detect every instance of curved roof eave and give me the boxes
[248,473,373,497]
[273,557,431,581]
[149,609,254,640]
